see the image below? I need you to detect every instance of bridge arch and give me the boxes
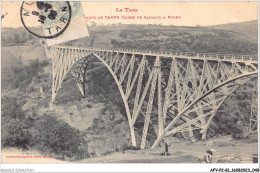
[46,46,258,149]
[151,72,258,148]
[200,77,257,139]
[50,52,137,147]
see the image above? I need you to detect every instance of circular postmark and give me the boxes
[20,1,72,39]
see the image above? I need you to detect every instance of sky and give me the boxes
[1,1,258,28]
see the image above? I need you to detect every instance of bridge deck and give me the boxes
[51,46,258,63]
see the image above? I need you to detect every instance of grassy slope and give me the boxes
[208,20,258,43]
[1,46,48,89]
[63,21,257,55]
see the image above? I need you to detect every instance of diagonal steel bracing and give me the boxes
[45,46,258,149]
[249,83,258,133]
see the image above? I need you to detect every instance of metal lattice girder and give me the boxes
[152,74,257,148]
[140,56,160,149]
[45,46,258,149]
[250,85,258,132]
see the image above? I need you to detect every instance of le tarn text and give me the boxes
[116,8,138,12]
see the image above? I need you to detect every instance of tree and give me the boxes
[33,114,88,160]
[1,118,33,149]
[1,96,24,119]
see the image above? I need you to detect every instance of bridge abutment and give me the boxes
[49,102,55,111]
[201,129,207,140]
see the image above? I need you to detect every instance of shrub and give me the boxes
[1,112,88,161]
[1,96,31,149]
[32,114,88,161]
[231,121,245,139]
[1,96,24,119]
[10,59,49,92]
[1,118,34,149]
[122,144,140,151]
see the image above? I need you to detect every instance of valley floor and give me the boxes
[1,134,257,164]
[77,134,258,163]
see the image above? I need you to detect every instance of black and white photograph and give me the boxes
[0,1,259,172]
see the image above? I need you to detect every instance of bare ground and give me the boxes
[77,134,258,163]
[1,134,257,164]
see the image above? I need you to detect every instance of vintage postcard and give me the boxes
[1,1,259,172]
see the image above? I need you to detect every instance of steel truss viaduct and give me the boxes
[45,46,258,149]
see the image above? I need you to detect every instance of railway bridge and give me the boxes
[45,46,258,149]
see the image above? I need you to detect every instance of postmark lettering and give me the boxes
[20,1,71,39]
